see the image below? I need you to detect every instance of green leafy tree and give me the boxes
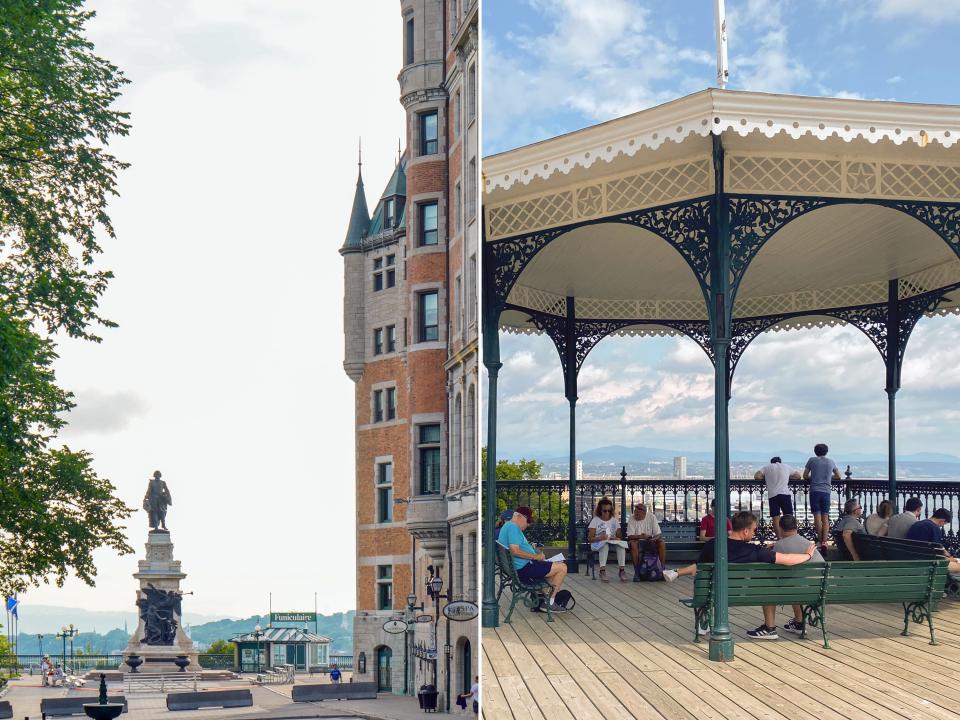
[482,449,569,542]
[0,1,133,596]
[206,639,236,656]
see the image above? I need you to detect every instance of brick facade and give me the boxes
[341,0,478,707]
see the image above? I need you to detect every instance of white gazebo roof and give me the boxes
[484,89,960,337]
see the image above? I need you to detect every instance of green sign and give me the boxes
[271,612,317,623]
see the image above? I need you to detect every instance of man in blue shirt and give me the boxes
[803,443,841,551]
[497,506,569,612]
[906,508,960,575]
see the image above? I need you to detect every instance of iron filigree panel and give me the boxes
[727,196,830,294]
[488,227,567,311]
[617,199,714,293]
[889,201,960,260]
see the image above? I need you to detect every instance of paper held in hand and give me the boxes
[546,553,565,563]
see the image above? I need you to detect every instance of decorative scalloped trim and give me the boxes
[485,90,960,193]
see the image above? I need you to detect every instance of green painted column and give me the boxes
[886,279,900,512]
[565,297,579,572]
[481,243,502,629]
[709,135,734,662]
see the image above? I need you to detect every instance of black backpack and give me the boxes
[554,589,576,610]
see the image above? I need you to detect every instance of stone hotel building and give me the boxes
[340,0,478,708]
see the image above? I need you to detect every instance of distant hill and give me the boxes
[13,604,233,635]
[10,608,355,655]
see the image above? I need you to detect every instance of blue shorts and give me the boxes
[809,491,831,515]
[517,560,553,580]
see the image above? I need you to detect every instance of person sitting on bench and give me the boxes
[769,514,824,636]
[835,498,866,561]
[698,498,732,541]
[865,499,893,536]
[627,502,666,572]
[906,508,960,575]
[498,506,569,612]
[665,511,815,639]
[588,496,628,582]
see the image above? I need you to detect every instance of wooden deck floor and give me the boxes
[481,570,960,720]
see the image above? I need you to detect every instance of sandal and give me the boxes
[599,567,609,583]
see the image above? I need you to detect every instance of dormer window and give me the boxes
[385,198,395,228]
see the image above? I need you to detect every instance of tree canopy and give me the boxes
[0,1,133,596]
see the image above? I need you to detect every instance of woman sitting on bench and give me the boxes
[588,496,628,582]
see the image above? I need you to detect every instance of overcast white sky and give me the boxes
[20,1,405,619]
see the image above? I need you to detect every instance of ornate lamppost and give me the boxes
[405,592,424,696]
[253,624,264,679]
[37,634,44,659]
[55,624,78,671]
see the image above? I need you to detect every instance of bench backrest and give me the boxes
[693,559,946,608]
[660,521,699,541]
[853,533,943,561]
[825,560,948,607]
[495,543,521,583]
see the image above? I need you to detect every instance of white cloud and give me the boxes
[875,0,960,22]
[887,75,903,84]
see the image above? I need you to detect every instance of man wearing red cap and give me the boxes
[497,506,569,612]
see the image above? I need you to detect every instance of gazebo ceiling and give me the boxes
[488,88,960,337]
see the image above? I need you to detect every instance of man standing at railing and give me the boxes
[803,444,842,553]
[755,457,801,539]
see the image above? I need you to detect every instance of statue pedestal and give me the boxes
[121,530,199,673]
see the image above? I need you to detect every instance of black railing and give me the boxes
[3,654,125,674]
[496,475,960,552]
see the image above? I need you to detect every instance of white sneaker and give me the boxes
[697,625,710,636]
[663,569,679,582]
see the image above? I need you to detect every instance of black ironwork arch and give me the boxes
[727,195,960,305]
[486,196,714,314]
[504,303,713,385]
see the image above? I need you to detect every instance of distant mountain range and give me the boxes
[8,606,355,654]
[533,444,960,466]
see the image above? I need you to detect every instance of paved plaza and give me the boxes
[0,675,466,720]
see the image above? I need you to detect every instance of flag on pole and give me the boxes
[5,596,17,620]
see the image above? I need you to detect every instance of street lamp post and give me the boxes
[427,573,447,691]
[37,634,44,659]
[405,592,423,696]
[253,624,263,680]
[56,624,77,672]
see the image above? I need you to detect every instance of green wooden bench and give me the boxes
[680,559,949,648]
[852,533,960,597]
[495,543,554,623]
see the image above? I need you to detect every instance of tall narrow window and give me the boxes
[386,387,396,421]
[373,257,384,292]
[454,90,461,138]
[420,111,438,155]
[405,18,414,65]
[468,255,477,325]
[418,424,442,495]
[467,64,476,120]
[418,291,439,342]
[384,198,395,228]
[454,183,461,232]
[419,202,438,246]
[373,328,384,356]
[450,0,458,36]
[377,565,393,610]
[386,325,397,352]
[468,157,477,220]
[386,254,396,288]
[376,462,393,523]
[373,390,383,423]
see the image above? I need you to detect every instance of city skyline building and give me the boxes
[340,0,478,709]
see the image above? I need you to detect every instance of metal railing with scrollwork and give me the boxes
[496,473,960,552]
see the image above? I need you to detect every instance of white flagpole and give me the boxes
[715,0,729,89]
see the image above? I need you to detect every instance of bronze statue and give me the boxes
[143,471,172,531]
[137,583,182,645]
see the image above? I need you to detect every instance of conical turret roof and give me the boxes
[342,166,370,251]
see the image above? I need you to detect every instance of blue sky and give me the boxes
[483,0,960,461]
